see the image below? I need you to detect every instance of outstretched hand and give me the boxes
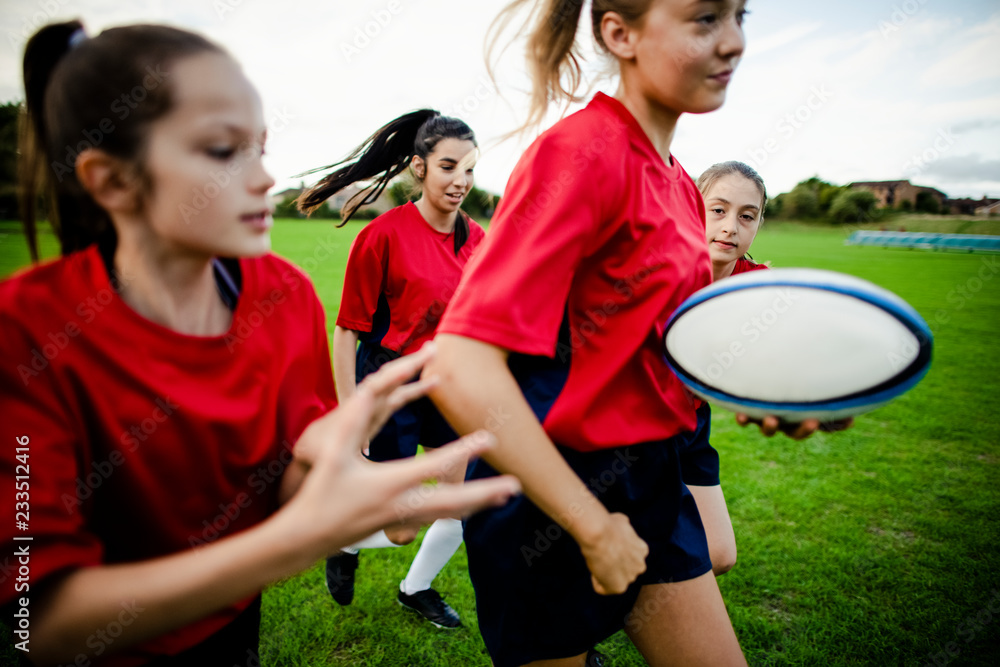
[283,344,520,559]
[736,413,854,440]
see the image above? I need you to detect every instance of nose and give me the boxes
[719,12,746,62]
[248,152,276,195]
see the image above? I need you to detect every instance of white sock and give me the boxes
[401,518,464,595]
[346,530,402,552]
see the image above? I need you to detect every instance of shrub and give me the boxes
[829,189,878,224]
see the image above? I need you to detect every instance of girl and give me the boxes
[0,21,517,665]
[297,111,483,628]
[426,2,827,665]
[683,160,770,577]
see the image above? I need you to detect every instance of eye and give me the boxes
[697,13,719,27]
[711,207,725,215]
[736,9,750,27]
[206,146,237,160]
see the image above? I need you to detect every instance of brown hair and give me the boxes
[695,160,768,223]
[20,20,224,260]
[487,0,654,134]
[296,110,477,255]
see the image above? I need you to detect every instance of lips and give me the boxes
[240,209,273,231]
[444,192,465,204]
[709,70,733,85]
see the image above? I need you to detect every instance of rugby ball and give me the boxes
[662,268,932,422]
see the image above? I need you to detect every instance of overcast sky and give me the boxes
[1,0,998,201]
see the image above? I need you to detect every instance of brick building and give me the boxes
[848,180,948,210]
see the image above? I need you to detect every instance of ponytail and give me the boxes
[487,0,654,136]
[296,109,437,225]
[19,21,223,261]
[297,111,477,255]
[20,20,87,261]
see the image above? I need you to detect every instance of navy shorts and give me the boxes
[463,437,712,666]
[356,340,458,462]
[677,403,721,487]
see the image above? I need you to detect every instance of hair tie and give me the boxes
[68,27,87,50]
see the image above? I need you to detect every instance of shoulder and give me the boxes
[238,253,322,308]
[0,249,90,328]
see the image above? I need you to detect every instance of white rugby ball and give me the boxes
[662,268,933,422]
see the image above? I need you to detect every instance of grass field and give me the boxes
[1,217,999,666]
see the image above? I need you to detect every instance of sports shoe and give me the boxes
[397,588,462,629]
[586,648,609,666]
[325,552,358,606]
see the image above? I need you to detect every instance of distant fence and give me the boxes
[845,231,1000,253]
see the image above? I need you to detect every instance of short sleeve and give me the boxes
[439,129,619,357]
[336,224,387,333]
[0,317,103,608]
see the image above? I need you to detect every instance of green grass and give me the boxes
[1,218,998,666]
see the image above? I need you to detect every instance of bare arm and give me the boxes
[31,349,519,665]
[426,333,648,595]
[332,325,360,402]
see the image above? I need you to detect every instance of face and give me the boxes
[703,173,763,266]
[626,0,746,114]
[414,137,477,217]
[139,52,275,258]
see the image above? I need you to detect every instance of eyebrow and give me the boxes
[707,197,760,210]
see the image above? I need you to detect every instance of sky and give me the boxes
[0,0,998,201]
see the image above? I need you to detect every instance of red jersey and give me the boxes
[438,93,712,451]
[336,202,485,355]
[731,257,768,276]
[0,246,337,665]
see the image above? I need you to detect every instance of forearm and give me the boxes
[426,334,610,544]
[31,510,316,666]
[332,326,360,402]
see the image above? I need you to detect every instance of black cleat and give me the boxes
[325,552,359,606]
[397,588,462,629]
[586,648,609,666]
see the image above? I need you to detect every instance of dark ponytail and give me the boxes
[297,110,477,255]
[19,21,223,260]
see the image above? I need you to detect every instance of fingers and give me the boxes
[360,342,436,398]
[380,430,497,488]
[384,375,440,413]
[392,475,521,526]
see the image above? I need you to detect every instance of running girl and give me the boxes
[425,1,826,665]
[297,110,482,628]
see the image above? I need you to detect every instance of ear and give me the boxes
[75,149,141,214]
[601,11,638,60]
[410,154,425,180]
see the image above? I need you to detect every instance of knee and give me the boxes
[385,524,419,545]
[712,545,737,576]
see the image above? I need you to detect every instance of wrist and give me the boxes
[563,493,612,549]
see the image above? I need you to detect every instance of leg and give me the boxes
[624,573,745,667]
[397,453,467,628]
[687,484,737,575]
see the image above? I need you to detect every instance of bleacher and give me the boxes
[845,231,1000,252]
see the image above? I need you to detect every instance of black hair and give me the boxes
[296,110,477,255]
[20,20,224,260]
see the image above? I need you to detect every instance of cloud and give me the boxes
[744,22,823,57]
[921,154,1000,183]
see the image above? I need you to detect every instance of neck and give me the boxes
[414,197,457,233]
[113,226,232,336]
[712,258,737,282]
[614,83,680,163]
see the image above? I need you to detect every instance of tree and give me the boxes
[915,191,941,214]
[783,183,820,219]
[0,101,20,220]
[829,189,878,224]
